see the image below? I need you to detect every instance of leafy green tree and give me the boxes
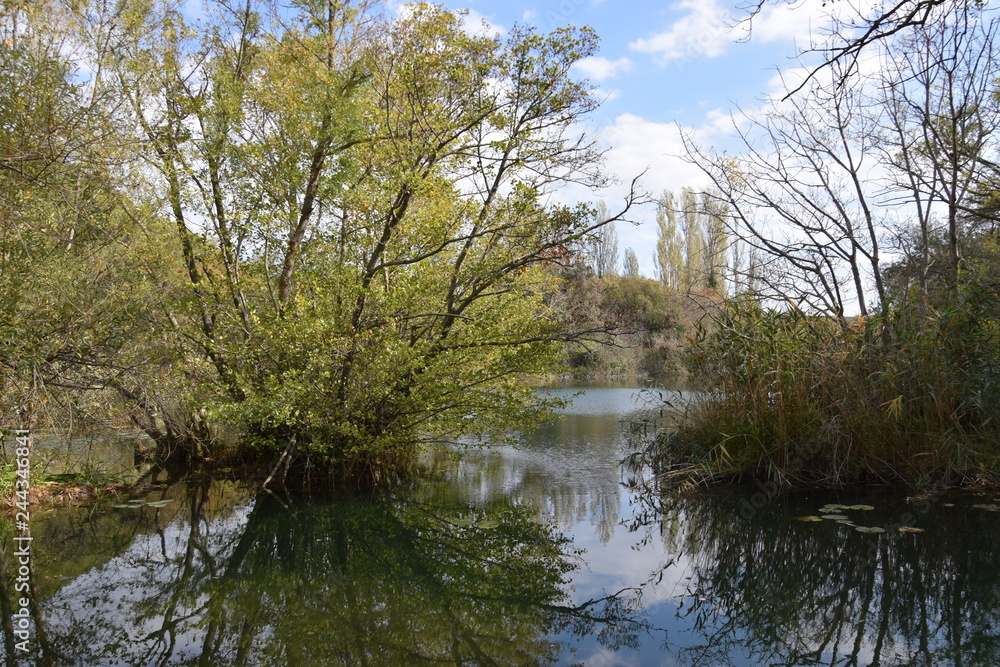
[96,0,626,470]
[0,0,173,434]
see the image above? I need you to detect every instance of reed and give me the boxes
[646,294,1000,489]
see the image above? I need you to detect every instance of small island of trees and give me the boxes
[1,0,998,491]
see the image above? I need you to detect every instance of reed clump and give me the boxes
[647,294,1000,489]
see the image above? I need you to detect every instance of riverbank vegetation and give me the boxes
[556,273,686,380]
[643,1,1000,489]
[556,189,731,381]
[4,0,1000,491]
[648,292,1000,488]
[0,0,645,482]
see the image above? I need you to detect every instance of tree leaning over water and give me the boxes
[0,0,634,476]
[87,0,630,473]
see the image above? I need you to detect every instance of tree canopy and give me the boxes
[0,0,632,476]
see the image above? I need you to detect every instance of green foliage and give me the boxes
[651,292,1000,487]
[0,0,626,476]
[557,273,685,378]
[603,277,675,339]
[77,0,615,471]
[0,1,182,434]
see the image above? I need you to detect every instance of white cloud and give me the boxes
[555,111,738,277]
[738,2,824,46]
[744,0,885,46]
[574,56,634,82]
[599,113,707,194]
[629,0,733,65]
[461,8,506,37]
[629,0,862,66]
[591,88,622,102]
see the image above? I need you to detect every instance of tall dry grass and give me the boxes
[647,292,1000,488]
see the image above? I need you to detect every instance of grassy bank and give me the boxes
[0,463,136,512]
[641,297,1000,490]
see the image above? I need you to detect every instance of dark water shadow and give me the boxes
[1,476,651,666]
[625,485,1000,666]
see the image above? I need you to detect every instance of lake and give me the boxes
[3,386,1000,666]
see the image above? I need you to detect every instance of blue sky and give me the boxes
[431,0,844,276]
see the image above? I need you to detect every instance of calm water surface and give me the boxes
[3,387,999,666]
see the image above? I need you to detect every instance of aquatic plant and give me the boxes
[643,294,1000,488]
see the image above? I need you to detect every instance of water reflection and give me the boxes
[437,387,663,540]
[2,388,999,666]
[630,489,1000,666]
[2,478,645,665]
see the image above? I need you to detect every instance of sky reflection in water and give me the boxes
[3,387,999,666]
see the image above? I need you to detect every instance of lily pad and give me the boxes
[794,515,824,522]
[821,514,850,521]
[855,526,886,534]
[820,504,848,511]
[476,520,500,529]
[943,503,955,508]
[897,526,924,533]
[847,504,875,511]
[972,504,1000,511]
[835,520,855,526]
[146,500,176,508]
[113,504,143,509]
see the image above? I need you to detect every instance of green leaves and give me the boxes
[1,0,617,470]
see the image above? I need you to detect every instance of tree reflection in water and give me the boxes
[2,479,647,666]
[627,487,1000,666]
[4,385,998,666]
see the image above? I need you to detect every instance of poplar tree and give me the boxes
[702,190,730,297]
[680,187,705,292]
[622,248,640,278]
[654,190,683,289]
[590,201,619,278]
